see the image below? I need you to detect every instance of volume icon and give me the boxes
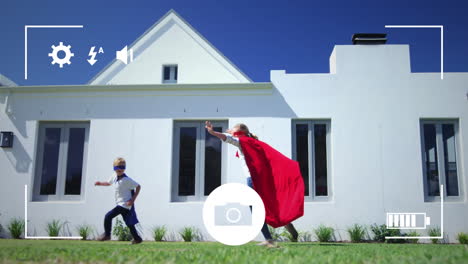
[116,45,133,65]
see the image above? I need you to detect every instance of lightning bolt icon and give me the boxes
[87,46,98,66]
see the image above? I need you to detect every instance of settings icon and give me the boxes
[48,42,74,68]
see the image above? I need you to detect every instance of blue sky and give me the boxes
[1,0,467,86]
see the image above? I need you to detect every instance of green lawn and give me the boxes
[0,240,467,264]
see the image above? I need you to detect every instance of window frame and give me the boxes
[33,122,89,202]
[292,120,332,201]
[171,120,227,202]
[162,64,178,84]
[420,119,463,202]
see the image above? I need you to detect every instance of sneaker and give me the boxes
[131,239,143,245]
[97,233,111,241]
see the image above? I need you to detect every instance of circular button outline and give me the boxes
[225,207,242,224]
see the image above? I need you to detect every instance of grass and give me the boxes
[0,240,466,264]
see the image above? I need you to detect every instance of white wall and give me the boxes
[273,44,468,241]
[0,44,467,242]
[0,84,293,241]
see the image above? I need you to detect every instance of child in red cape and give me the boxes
[205,121,304,247]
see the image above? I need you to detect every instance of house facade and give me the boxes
[0,10,467,242]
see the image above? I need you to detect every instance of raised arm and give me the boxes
[95,176,113,186]
[95,181,111,186]
[205,121,227,141]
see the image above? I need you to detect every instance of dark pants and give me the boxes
[247,177,273,240]
[104,206,142,241]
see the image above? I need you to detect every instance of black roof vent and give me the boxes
[352,33,387,45]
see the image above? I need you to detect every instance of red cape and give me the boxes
[237,133,304,228]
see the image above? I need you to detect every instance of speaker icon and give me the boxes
[116,45,133,64]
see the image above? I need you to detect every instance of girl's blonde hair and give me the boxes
[236,123,258,140]
[113,157,126,166]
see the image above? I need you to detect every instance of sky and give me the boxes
[1,0,467,86]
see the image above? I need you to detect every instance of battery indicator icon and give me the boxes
[386,213,431,229]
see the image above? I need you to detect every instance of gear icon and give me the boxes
[48,42,74,68]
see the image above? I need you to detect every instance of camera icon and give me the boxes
[203,183,265,245]
[214,203,252,226]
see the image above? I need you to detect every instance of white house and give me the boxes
[0,10,467,242]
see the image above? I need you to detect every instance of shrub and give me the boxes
[112,218,132,241]
[314,225,334,242]
[457,232,468,244]
[387,229,405,243]
[268,226,284,241]
[406,230,419,244]
[280,228,299,242]
[153,226,167,242]
[179,226,199,242]
[428,227,441,244]
[347,224,367,242]
[370,224,402,243]
[76,224,93,240]
[8,218,24,239]
[46,220,63,237]
[370,224,386,242]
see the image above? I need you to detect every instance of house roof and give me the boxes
[0,74,17,87]
[0,82,271,93]
[88,9,252,84]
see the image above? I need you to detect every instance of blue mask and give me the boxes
[113,165,126,170]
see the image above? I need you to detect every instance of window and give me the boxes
[33,122,89,201]
[292,120,331,200]
[163,65,178,84]
[420,120,462,201]
[172,121,227,201]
